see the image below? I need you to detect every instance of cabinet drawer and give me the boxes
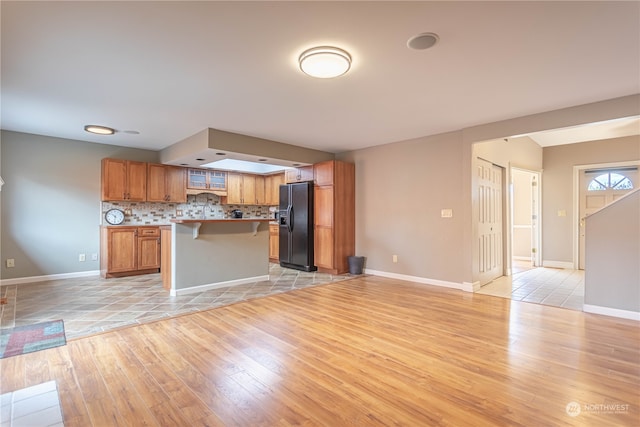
[138,227,160,237]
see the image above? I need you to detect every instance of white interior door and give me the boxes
[579,168,637,269]
[478,158,504,285]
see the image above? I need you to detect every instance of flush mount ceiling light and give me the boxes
[84,125,115,135]
[299,46,352,78]
[407,32,440,50]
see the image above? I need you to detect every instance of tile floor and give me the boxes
[1,264,353,340]
[477,260,584,311]
[0,381,64,427]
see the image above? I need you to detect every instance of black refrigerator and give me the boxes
[278,181,316,272]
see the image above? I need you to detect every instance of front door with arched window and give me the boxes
[579,168,637,269]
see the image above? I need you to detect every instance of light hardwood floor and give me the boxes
[1,275,638,426]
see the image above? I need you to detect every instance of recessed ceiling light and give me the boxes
[299,46,351,78]
[292,163,301,167]
[180,163,189,166]
[122,130,140,135]
[196,158,206,161]
[258,159,268,162]
[407,32,439,50]
[215,152,226,156]
[84,125,115,135]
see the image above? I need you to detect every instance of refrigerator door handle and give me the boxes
[288,205,294,232]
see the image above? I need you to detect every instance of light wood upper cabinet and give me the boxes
[101,158,147,201]
[285,166,314,183]
[147,164,186,203]
[225,173,264,205]
[265,173,285,206]
[187,169,227,193]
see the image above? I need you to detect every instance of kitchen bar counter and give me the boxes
[164,219,270,296]
[171,218,271,239]
[171,218,272,223]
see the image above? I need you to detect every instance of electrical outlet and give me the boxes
[91,253,98,261]
[441,209,453,218]
[392,254,398,263]
[176,209,183,216]
[79,254,86,262]
[6,259,15,268]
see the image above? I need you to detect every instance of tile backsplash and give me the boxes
[102,194,277,226]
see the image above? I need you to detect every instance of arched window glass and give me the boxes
[587,172,634,191]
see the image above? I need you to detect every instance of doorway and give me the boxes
[511,168,541,270]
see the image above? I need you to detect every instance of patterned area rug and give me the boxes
[0,320,66,359]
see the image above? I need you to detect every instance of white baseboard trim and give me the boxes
[0,270,100,286]
[542,260,574,269]
[363,269,475,292]
[583,304,640,321]
[170,275,270,296]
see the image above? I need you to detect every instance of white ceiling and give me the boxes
[1,1,639,154]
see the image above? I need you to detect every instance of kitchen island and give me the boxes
[163,219,271,296]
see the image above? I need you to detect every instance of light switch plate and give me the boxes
[441,209,453,218]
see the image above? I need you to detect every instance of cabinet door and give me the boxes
[165,166,186,202]
[242,175,256,205]
[314,186,334,227]
[285,166,314,183]
[187,169,208,190]
[266,173,284,205]
[254,175,266,205]
[208,171,227,190]
[146,163,167,202]
[314,226,334,269]
[126,161,147,201]
[226,173,244,204]
[102,158,127,201]
[269,224,279,261]
[107,228,137,272]
[299,165,314,182]
[285,169,298,183]
[138,236,161,270]
[314,161,334,186]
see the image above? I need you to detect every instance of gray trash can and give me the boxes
[348,256,365,275]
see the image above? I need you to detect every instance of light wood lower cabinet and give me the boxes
[269,223,279,263]
[101,226,161,278]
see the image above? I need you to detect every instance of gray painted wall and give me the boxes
[542,136,640,264]
[0,130,158,279]
[173,222,269,290]
[585,190,639,312]
[339,131,470,284]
